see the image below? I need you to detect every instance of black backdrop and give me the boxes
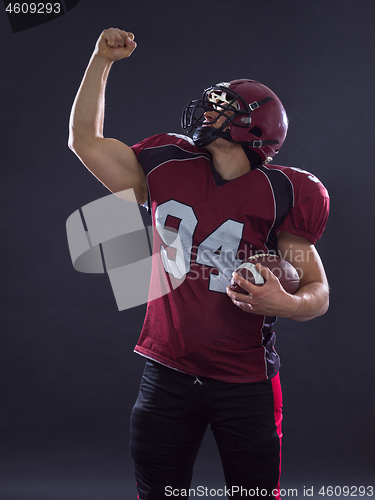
[1,1,374,498]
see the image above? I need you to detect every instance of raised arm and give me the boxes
[68,28,147,204]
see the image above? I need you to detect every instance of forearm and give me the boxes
[277,232,329,321]
[69,54,113,147]
[227,239,330,321]
[283,280,329,322]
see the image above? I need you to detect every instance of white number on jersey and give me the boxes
[196,219,243,292]
[290,166,320,183]
[155,200,244,292]
[155,200,198,280]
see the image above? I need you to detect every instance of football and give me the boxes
[230,253,300,295]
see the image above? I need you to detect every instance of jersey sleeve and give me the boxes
[130,133,202,210]
[131,135,157,159]
[131,133,197,175]
[276,168,330,244]
[130,134,171,209]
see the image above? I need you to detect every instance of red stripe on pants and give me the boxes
[271,372,283,500]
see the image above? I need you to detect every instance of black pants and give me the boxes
[130,360,282,500]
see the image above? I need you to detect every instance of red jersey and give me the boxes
[131,133,329,383]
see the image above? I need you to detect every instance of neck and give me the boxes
[205,139,251,180]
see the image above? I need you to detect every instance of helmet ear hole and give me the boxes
[249,126,262,138]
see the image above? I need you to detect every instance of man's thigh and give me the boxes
[210,377,281,497]
[130,361,207,498]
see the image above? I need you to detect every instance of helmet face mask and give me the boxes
[181,79,289,160]
[182,86,250,139]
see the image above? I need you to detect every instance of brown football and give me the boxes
[230,253,300,295]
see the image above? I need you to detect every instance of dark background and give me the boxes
[1,0,374,498]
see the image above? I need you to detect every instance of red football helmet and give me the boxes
[181,79,288,160]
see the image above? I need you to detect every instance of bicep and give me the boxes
[69,136,148,204]
[277,231,328,289]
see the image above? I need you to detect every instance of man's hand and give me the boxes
[95,27,137,61]
[226,232,329,321]
[226,264,296,317]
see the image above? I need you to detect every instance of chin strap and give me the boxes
[193,126,279,150]
[193,127,220,147]
[193,116,233,147]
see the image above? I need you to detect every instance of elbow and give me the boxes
[68,135,75,152]
[68,126,77,153]
[67,130,90,157]
[320,294,330,317]
[68,116,77,151]
[68,125,100,155]
[303,299,329,322]
[317,283,330,318]
[68,126,82,153]
[290,284,330,322]
[294,307,328,322]
[301,293,330,322]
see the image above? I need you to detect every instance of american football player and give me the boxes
[69,27,329,500]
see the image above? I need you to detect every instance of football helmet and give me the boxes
[181,79,288,160]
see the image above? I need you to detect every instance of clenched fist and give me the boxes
[95,27,137,61]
